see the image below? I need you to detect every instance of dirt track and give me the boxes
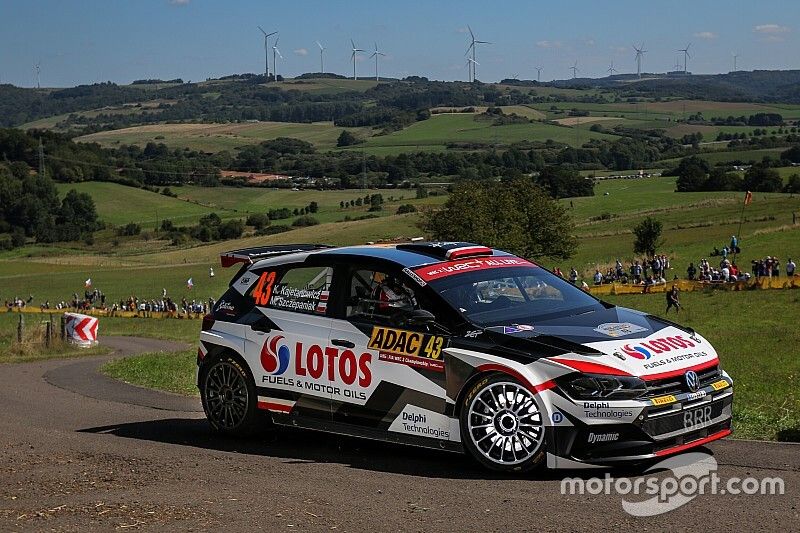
[0,336,797,531]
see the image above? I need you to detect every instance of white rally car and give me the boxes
[197,242,733,472]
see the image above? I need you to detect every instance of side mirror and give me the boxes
[405,309,436,326]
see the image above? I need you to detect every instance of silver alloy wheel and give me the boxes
[204,361,250,430]
[466,381,544,466]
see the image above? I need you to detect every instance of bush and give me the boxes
[246,213,270,229]
[171,232,189,246]
[396,204,417,214]
[784,174,800,194]
[218,219,244,239]
[337,130,364,147]
[256,224,292,235]
[291,215,320,227]
[743,166,783,192]
[116,222,142,236]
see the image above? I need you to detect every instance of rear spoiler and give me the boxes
[220,244,332,268]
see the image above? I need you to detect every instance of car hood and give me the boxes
[483,306,719,379]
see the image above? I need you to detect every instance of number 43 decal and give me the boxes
[251,271,276,306]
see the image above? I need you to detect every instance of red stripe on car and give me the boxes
[476,364,555,394]
[551,359,633,376]
[654,428,731,457]
[257,401,292,413]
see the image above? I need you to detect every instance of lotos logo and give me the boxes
[621,335,698,360]
[261,335,291,375]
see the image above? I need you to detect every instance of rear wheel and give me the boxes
[460,373,546,472]
[200,355,260,436]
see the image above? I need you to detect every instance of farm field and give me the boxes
[659,147,788,166]
[349,113,617,153]
[54,182,440,228]
[76,121,372,152]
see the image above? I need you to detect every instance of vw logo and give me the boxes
[685,370,700,392]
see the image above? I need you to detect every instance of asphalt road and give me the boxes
[0,336,797,531]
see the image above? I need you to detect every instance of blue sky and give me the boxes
[1,0,797,87]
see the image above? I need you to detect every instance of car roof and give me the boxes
[245,242,514,270]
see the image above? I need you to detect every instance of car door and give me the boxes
[243,260,336,423]
[326,262,452,441]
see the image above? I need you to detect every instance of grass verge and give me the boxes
[102,349,197,396]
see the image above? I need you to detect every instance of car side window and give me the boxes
[346,268,432,326]
[257,265,333,315]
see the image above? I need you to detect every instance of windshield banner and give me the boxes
[413,256,534,282]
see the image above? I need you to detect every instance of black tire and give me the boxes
[200,354,262,436]
[460,373,547,472]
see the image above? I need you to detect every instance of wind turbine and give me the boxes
[350,39,364,80]
[34,61,41,89]
[732,52,738,72]
[316,41,326,73]
[678,43,692,74]
[570,61,579,79]
[466,57,479,82]
[608,61,617,76]
[272,37,283,79]
[633,43,646,78]
[465,25,491,82]
[370,42,386,81]
[257,26,278,79]
[535,66,542,82]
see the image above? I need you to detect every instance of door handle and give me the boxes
[331,339,355,349]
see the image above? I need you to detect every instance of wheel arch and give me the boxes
[453,364,555,418]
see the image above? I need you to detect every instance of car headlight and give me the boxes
[559,374,647,400]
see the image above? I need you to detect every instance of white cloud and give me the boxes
[584,39,596,47]
[294,48,308,56]
[168,0,190,5]
[753,24,790,34]
[456,27,469,34]
[694,31,717,40]
[536,40,562,49]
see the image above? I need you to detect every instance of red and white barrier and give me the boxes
[64,313,99,347]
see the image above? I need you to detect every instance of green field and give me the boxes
[557,176,800,275]
[659,148,788,166]
[76,121,372,152]
[53,182,442,229]
[345,113,617,153]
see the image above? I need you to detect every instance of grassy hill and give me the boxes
[342,113,617,155]
[76,121,372,152]
[54,182,441,228]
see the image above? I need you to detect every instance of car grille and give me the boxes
[644,365,721,399]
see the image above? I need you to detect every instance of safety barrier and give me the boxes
[2,307,203,320]
[587,275,800,296]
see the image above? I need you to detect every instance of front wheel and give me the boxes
[460,373,547,472]
[200,355,261,436]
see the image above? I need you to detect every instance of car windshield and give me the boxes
[429,265,604,327]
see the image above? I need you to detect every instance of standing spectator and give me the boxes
[786,258,796,277]
[632,261,642,284]
[593,269,603,285]
[687,262,697,280]
[665,286,681,314]
[569,268,578,285]
[730,235,739,254]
